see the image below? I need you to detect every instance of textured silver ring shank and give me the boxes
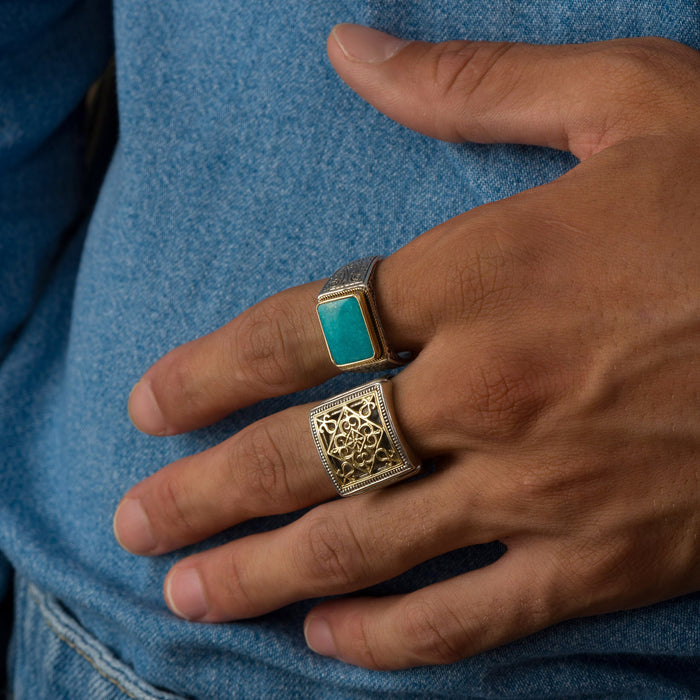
[318,256,382,297]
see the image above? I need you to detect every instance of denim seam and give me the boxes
[27,583,184,700]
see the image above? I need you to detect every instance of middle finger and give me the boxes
[114,401,334,556]
[115,339,513,557]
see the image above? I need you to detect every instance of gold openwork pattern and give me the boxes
[310,380,420,496]
[313,392,403,487]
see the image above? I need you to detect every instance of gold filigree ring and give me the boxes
[309,379,421,497]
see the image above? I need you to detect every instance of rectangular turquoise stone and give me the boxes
[317,296,375,366]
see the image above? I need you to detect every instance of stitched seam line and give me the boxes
[27,583,185,700]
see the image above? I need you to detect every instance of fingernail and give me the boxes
[332,24,411,64]
[113,498,158,554]
[128,380,167,435]
[166,567,209,621]
[305,616,338,658]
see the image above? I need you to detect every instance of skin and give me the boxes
[113,24,700,670]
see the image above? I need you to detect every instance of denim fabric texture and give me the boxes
[1,0,699,697]
[9,579,184,700]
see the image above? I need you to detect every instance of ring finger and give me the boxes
[127,252,434,437]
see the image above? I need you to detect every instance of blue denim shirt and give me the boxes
[1,1,699,697]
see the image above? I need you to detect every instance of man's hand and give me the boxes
[113,25,700,669]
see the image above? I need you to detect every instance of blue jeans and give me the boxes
[1,1,699,697]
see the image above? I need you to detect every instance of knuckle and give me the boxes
[563,533,656,613]
[340,614,385,670]
[218,549,257,617]
[154,354,199,415]
[400,598,469,665]
[296,514,368,591]
[565,39,700,154]
[597,40,700,116]
[232,300,292,391]
[513,552,571,625]
[231,419,296,510]
[150,475,199,539]
[504,460,581,511]
[608,40,684,83]
[460,353,552,442]
[447,238,517,321]
[430,40,518,107]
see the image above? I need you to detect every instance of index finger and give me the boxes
[129,281,331,435]
[128,204,507,436]
[127,261,427,436]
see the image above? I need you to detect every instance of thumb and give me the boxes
[327,24,674,160]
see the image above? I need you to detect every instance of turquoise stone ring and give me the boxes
[317,257,407,372]
[317,296,375,366]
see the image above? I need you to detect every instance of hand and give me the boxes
[113,25,700,669]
